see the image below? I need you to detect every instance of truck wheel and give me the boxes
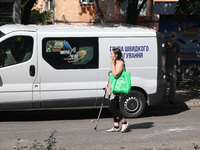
[120,90,146,118]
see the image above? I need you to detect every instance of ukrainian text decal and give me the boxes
[110,46,149,59]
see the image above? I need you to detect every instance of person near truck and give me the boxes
[104,48,130,133]
[165,32,181,104]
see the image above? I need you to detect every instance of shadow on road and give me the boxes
[142,103,190,118]
[0,104,190,122]
[122,122,154,133]
[0,108,111,122]
[176,90,200,103]
[130,122,154,129]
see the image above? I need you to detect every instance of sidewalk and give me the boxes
[176,90,200,108]
[159,90,200,109]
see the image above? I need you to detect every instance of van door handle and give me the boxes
[30,65,35,77]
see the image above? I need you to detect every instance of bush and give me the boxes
[14,130,65,150]
[29,8,52,24]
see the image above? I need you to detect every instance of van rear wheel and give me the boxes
[120,90,146,118]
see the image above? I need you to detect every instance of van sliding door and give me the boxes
[40,37,99,108]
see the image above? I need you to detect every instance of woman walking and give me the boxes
[104,48,130,133]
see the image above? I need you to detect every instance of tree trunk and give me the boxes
[126,0,147,25]
[126,0,138,25]
[22,0,37,25]
[94,0,105,24]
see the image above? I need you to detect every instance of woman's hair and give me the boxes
[112,48,124,61]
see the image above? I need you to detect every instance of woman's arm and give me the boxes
[111,60,124,78]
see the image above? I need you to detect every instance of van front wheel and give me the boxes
[120,90,146,118]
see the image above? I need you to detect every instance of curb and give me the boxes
[153,102,200,110]
[185,101,200,108]
[176,90,200,108]
[155,90,200,109]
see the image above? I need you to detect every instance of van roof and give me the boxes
[0,24,157,37]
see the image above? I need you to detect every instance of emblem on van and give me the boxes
[61,40,86,63]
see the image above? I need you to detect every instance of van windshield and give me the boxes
[0,31,5,38]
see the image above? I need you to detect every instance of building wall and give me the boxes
[34,0,44,12]
[0,0,21,25]
[34,0,160,30]
[55,0,96,24]
[97,0,126,23]
[54,0,127,25]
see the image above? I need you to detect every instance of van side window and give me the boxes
[0,36,33,68]
[42,37,98,69]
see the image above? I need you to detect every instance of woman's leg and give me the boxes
[107,95,130,132]
[108,95,123,124]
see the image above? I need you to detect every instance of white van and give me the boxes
[0,24,166,117]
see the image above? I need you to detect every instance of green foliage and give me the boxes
[29,9,52,24]
[175,0,200,15]
[21,0,29,19]
[174,0,200,23]
[21,0,29,6]
[21,0,51,25]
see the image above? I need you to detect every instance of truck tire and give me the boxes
[120,90,146,118]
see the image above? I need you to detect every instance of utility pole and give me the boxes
[52,0,55,24]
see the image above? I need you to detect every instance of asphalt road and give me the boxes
[0,107,200,150]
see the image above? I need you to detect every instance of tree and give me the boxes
[121,0,147,25]
[174,0,200,23]
[21,0,37,25]
[21,0,52,25]
[29,9,52,24]
[94,0,147,25]
[94,0,105,24]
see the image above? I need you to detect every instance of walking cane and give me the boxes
[94,89,105,130]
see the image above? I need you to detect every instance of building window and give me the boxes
[80,0,94,5]
[0,2,13,25]
[43,0,53,11]
[42,37,98,69]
